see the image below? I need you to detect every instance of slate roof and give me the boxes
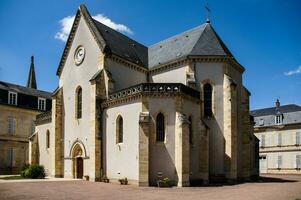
[0,81,52,99]
[56,4,239,75]
[148,23,234,68]
[93,20,148,67]
[251,104,301,117]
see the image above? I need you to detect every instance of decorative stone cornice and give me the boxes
[254,122,301,132]
[36,111,52,125]
[102,83,200,108]
[149,55,245,75]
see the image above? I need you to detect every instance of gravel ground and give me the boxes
[0,174,300,200]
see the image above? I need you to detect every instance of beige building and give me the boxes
[30,4,258,186]
[252,100,301,174]
[0,56,52,175]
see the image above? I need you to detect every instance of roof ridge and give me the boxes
[0,80,51,94]
[251,104,301,111]
[149,24,206,48]
[92,19,147,48]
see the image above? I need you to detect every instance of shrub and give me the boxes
[20,164,30,177]
[21,164,45,179]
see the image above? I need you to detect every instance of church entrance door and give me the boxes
[76,157,84,179]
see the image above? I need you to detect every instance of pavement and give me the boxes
[0,174,301,200]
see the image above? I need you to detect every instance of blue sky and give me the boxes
[0,0,300,109]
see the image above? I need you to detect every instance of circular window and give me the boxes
[74,46,85,65]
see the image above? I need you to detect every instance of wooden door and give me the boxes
[77,157,83,179]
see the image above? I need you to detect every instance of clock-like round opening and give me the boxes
[74,46,85,65]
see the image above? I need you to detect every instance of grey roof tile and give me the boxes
[251,104,301,117]
[0,81,52,99]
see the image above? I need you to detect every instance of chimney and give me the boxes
[275,99,280,108]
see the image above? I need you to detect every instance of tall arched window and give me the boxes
[76,87,82,119]
[203,83,213,117]
[46,130,50,149]
[156,113,165,142]
[116,115,123,144]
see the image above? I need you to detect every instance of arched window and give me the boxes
[188,116,193,144]
[156,113,165,142]
[116,115,123,144]
[46,130,50,149]
[76,87,82,119]
[203,83,213,117]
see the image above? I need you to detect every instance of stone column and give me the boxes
[240,87,251,179]
[29,134,39,164]
[138,97,150,186]
[198,120,209,183]
[223,74,238,180]
[51,88,63,177]
[89,81,102,182]
[175,96,190,187]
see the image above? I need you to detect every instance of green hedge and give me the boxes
[21,164,45,179]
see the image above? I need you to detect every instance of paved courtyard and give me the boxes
[0,175,301,200]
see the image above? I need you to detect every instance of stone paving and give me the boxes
[0,175,301,200]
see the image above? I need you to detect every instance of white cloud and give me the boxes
[284,66,301,76]
[55,14,133,42]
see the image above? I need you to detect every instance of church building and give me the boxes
[30,4,258,186]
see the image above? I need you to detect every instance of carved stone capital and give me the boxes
[178,113,190,125]
[139,112,150,123]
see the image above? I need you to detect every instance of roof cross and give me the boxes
[205,1,211,23]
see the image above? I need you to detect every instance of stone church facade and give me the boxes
[30,4,258,186]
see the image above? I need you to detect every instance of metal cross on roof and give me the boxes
[205,1,211,23]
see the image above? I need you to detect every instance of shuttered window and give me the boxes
[8,117,16,135]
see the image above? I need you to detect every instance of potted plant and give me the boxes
[102,175,110,183]
[118,177,128,185]
[157,177,171,187]
[84,175,89,181]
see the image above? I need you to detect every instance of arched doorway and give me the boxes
[71,143,84,179]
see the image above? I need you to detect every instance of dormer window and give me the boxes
[275,115,282,125]
[8,92,17,105]
[38,97,46,111]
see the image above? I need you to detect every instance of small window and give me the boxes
[296,155,301,168]
[296,132,300,146]
[116,116,123,144]
[259,119,264,126]
[203,83,213,117]
[46,130,50,149]
[8,116,16,135]
[38,97,46,111]
[76,87,82,119]
[277,133,282,146]
[260,135,265,147]
[275,115,282,125]
[277,155,282,168]
[156,113,165,142]
[8,92,17,105]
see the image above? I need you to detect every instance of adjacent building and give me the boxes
[0,56,52,174]
[251,100,301,174]
[30,4,258,186]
